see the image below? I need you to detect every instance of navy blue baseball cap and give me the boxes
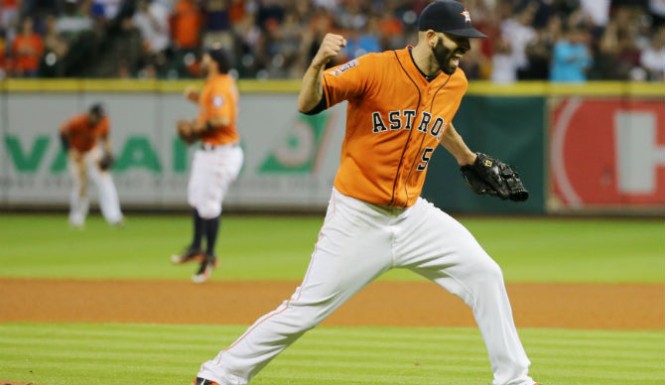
[206,44,232,73]
[89,103,105,117]
[418,0,487,38]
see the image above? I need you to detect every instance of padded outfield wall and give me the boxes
[0,80,663,215]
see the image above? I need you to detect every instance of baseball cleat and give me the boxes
[171,247,205,264]
[192,254,218,283]
[190,377,220,385]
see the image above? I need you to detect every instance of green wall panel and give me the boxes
[422,96,545,214]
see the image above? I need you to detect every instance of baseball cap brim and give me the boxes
[443,27,487,38]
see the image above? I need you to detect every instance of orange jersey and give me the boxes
[60,114,110,152]
[322,47,468,208]
[172,0,201,49]
[12,33,44,72]
[197,74,240,146]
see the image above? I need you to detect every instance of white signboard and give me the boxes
[0,91,347,211]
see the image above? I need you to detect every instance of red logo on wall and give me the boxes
[549,97,665,209]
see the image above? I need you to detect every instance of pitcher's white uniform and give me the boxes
[195,2,537,384]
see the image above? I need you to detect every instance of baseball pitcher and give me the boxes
[191,1,539,385]
[171,45,244,284]
[59,104,123,228]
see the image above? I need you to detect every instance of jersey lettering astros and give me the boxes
[322,47,468,208]
[59,114,110,152]
[198,74,240,146]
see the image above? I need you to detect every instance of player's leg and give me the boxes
[191,146,244,282]
[88,149,123,225]
[174,149,209,263]
[395,198,535,385]
[196,188,393,385]
[191,210,205,251]
[203,215,219,256]
[67,153,88,227]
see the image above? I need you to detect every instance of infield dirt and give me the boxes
[1,279,662,329]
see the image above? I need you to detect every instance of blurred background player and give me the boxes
[170,45,244,284]
[59,103,123,228]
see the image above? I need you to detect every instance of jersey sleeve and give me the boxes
[59,115,81,135]
[98,117,110,138]
[59,119,72,135]
[322,54,377,108]
[208,81,235,121]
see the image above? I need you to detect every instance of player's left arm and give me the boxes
[97,118,116,170]
[99,118,113,154]
[439,123,476,166]
[443,123,529,201]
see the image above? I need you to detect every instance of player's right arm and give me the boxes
[297,33,346,114]
[184,86,200,104]
[59,119,72,152]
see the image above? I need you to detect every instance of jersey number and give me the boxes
[417,148,434,171]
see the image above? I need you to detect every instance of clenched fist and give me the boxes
[312,33,347,68]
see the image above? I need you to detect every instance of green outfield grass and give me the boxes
[0,323,663,385]
[0,213,662,283]
[1,214,664,385]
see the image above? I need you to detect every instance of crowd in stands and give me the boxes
[1,0,664,82]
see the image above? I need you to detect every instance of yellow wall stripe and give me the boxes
[1,79,663,96]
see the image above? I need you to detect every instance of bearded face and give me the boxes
[431,35,470,75]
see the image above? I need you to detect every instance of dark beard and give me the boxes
[432,37,457,75]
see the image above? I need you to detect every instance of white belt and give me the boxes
[200,142,239,151]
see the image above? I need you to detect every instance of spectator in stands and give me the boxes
[11,17,44,77]
[298,6,335,75]
[40,14,69,77]
[55,0,99,76]
[595,4,650,80]
[133,0,171,74]
[377,7,404,50]
[91,0,123,24]
[0,0,20,43]
[201,0,233,50]
[267,9,306,78]
[579,0,611,30]
[3,0,663,81]
[0,29,7,78]
[171,0,203,76]
[522,13,562,80]
[550,25,593,82]
[648,0,665,27]
[228,0,246,26]
[490,32,519,83]
[640,25,665,80]
[56,0,93,42]
[500,1,538,80]
[343,15,381,60]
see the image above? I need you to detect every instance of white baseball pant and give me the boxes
[198,188,535,385]
[68,146,123,227]
[187,144,244,219]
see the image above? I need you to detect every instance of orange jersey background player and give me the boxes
[171,46,244,284]
[59,104,123,228]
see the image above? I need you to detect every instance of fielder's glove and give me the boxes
[177,120,198,145]
[460,153,529,202]
[99,152,115,171]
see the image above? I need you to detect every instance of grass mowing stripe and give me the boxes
[0,323,663,385]
[1,215,662,282]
